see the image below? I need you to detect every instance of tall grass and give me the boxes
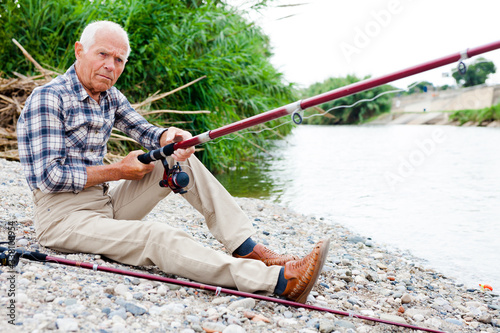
[0,0,295,172]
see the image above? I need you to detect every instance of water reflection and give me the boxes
[214,159,277,199]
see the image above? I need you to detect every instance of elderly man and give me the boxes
[17,20,329,303]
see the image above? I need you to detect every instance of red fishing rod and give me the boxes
[139,40,500,193]
[0,246,445,332]
[139,39,500,169]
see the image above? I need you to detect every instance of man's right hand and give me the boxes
[117,150,155,180]
[84,150,156,189]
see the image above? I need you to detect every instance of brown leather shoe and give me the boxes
[281,238,330,303]
[233,243,299,266]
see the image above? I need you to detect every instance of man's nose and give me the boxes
[103,58,115,71]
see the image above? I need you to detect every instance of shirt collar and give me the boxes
[66,63,109,102]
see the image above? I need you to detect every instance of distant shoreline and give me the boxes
[370,110,500,127]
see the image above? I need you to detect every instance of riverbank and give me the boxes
[371,84,500,127]
[1,158,499,332]
[369,111,500,127]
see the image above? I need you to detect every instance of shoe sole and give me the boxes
[294,238,330,304]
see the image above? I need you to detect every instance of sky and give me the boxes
[227,0,500,90]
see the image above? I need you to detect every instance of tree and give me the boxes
[452,57,496,87]
[300,75,394,125]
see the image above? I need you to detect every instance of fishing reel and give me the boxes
[137,145,193,194]
[0,246,21,267]
[159,159,190,194]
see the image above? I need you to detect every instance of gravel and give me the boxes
[1,158,499,332]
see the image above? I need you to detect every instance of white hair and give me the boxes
[79,21,131,59]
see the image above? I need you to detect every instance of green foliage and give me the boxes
[300,75,394,124]
[0,0,295,172]
[452,57,496,88]
[449,103,500,125]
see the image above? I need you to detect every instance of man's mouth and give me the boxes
[98,74,113,81]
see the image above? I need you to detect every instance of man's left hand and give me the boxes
[160,126,195,161]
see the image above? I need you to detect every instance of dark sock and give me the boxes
[233,237,257,256]
[274,267,288,295]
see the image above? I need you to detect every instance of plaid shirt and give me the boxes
[17,64,165,193]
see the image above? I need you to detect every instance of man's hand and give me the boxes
[117,150,156,180]
[160,126,195,161]
[84,150,155,188]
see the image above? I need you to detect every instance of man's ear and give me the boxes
[75,42,84,60]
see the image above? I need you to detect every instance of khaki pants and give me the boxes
[32,155,281,293]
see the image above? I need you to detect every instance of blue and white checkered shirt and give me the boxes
[17,64,166,193]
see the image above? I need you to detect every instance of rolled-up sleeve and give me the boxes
[18,87,87,193]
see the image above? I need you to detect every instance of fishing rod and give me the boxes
[0,246,445,332]
[138,39,500,192]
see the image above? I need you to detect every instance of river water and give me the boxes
[215,124,500,289]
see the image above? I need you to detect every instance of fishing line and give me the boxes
[304,83,420,122]
[206,81,423,145]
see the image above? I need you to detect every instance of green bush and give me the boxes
[0,0,295,172]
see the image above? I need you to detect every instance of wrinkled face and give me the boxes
[74,30,128,100]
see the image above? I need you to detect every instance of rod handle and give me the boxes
[138,143,175,164]
[19,248,48,262]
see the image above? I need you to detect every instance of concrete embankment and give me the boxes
[371,84,500,127]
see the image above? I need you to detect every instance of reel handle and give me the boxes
[137,143,175,164]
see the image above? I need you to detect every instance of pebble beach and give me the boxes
[0,157,499,333]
